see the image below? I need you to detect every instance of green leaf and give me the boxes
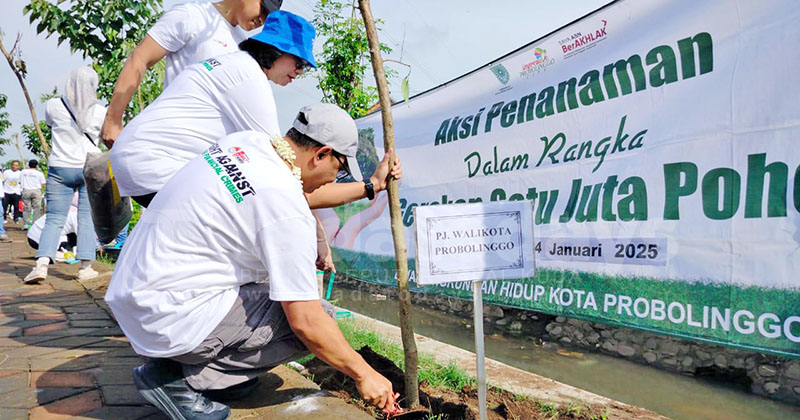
[401,75,410,104]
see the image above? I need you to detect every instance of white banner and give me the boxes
[330,0,800,355]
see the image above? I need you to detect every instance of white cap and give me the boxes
[292,103,362,181]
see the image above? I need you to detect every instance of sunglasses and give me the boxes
[291,55,310,71]
[332,151,352,182]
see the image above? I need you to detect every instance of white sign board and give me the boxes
[414,201,535,285]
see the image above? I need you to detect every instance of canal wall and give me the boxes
[334,275,800,405]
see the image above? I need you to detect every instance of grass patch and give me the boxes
[336,320,476,391]
[290,320,608,419]
[96,252,116,268]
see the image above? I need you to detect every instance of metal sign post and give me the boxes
[413,201,535,420]
[473,280,487,420]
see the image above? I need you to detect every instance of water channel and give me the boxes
[334,288,800,420]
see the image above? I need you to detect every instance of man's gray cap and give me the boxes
[292,103,362,181]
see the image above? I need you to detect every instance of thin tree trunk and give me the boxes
[12,134,26,167]
[358,0,420,408]
[0,37,50,157]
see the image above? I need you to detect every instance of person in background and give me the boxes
[20,159,47,229]
[3,160,23,224]
[23,66,104,284]
[0,213,10,243]
[27,210,78,257]
[100,0,283,147]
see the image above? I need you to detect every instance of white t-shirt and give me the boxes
[27,211,76,246]
[110,51,280,197]
[3,170,22,195]
[106,131,319,358]
[45,99,104,168]
[20,168,46,190]
[148,2,243,87]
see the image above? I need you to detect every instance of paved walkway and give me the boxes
[0,226,373,420]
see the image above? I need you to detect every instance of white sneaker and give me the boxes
[55,250,66,262]
[77,266,99,281]
[23,265,48,284]
[0,234,11,243]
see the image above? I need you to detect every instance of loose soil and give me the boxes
[303,346,610,420]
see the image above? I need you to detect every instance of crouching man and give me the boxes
[105,104,396,420]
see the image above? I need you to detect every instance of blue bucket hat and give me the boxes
[249,11,317,68]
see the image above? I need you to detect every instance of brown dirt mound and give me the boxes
[303,346,607,420]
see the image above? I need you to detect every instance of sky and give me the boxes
[0,0,611,161]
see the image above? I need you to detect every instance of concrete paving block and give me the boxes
[91,367,135,386]
[1,345,67,359]
[62,305,104,314]
[30,356,101,372]
[35,387,92,405]
[29,327,103,337]
[27,313,68,321]
[83,327,125,337]
[69,320,117,328]
[100,384,149,406]
[0,335,58,347]
[68,312,111,321]
[24,321,69,335]
[35,336,108,349]
[6,319,63,329]
[0,407,28,420]
[31,371,96,388]
[66,405,158,420]
[0,387,38,408]
[0,326,23,337]
[0,370,29,393]
[0,357,29,370]
[32,348,105,360]
[29,389,102,420]
[84,339,130,348]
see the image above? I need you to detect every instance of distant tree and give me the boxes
[312,0,400,118]
[22,121,50,161]
[0,94,12,156]
[25,0,165,123]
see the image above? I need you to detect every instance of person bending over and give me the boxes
[105,104,397,420]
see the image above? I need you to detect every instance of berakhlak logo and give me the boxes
[490,64,510,85]
[560,19,608,59]
[228,146,250,163]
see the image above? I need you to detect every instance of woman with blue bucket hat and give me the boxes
[108,11,317,208]
[101,0,284,147]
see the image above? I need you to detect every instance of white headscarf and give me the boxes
[63,66,99,133]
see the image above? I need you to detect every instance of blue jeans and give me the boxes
[37,167,96,262]
[115,222,129,246]
[0,217,5,235]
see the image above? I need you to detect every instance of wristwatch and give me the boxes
[364,179,375,200]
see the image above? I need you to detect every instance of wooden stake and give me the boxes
[358,0,420,407]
